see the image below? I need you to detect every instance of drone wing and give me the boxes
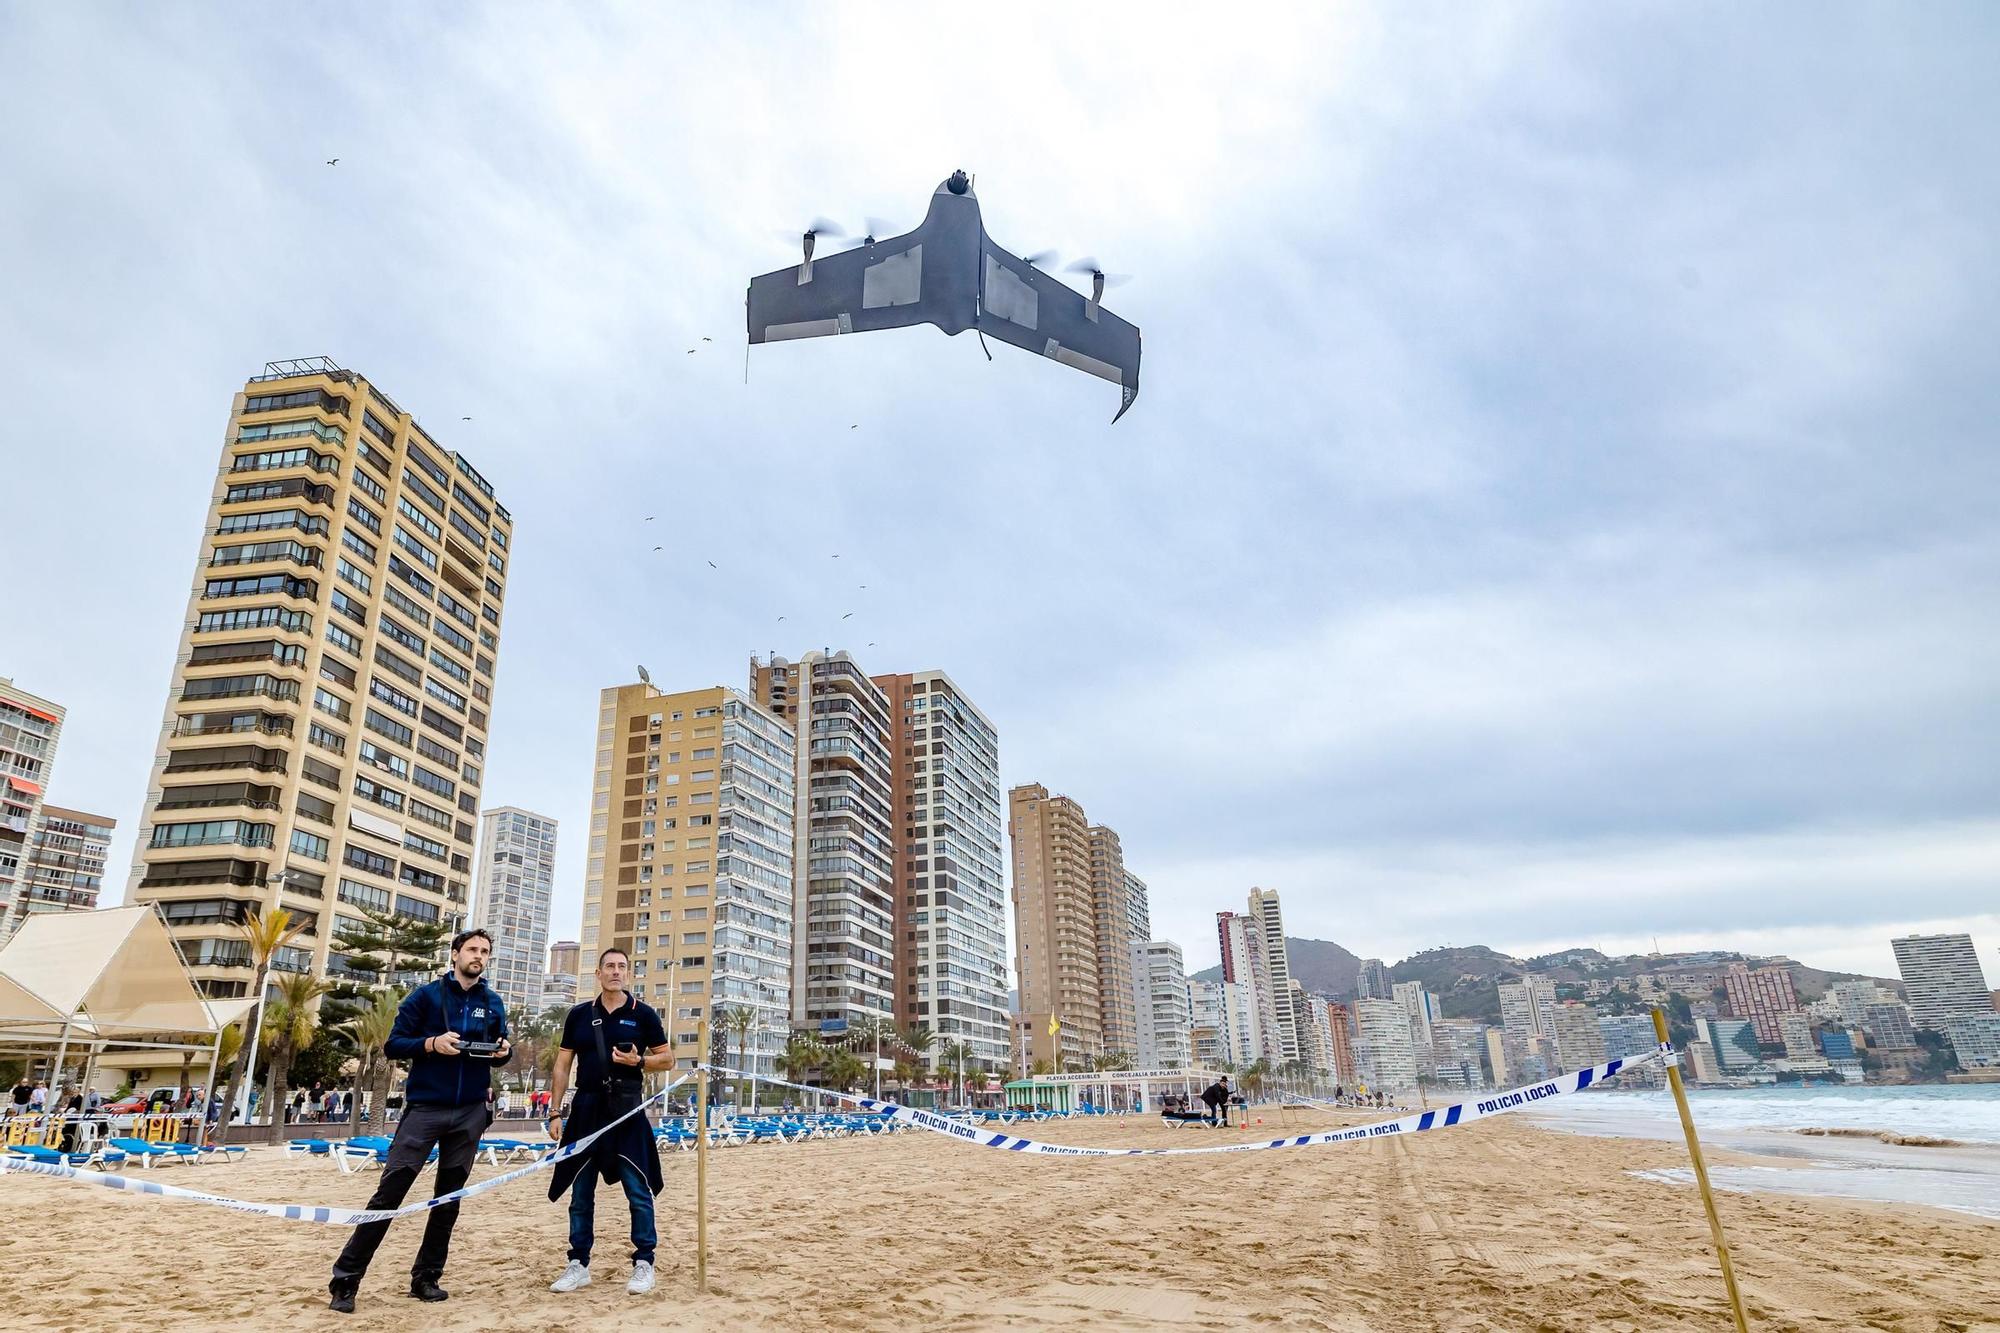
[747,231,967,344]
[975,240,1141,421]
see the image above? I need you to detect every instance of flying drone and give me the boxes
[745,170,1142,421]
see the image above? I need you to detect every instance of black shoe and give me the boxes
[409,1276,449,1303]
[328,1281,357,1314]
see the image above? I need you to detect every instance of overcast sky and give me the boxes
[4,4,1995,984]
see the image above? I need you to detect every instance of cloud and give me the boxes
[0,4,1993,994]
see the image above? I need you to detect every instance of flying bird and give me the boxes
[653,546,662,552]
[746,170,1142,421]
[325,158,338,166]
[850,424,858,430]
[461,416,472,421]
[706,561,717,569]
[645,516,654,521]
[701,336,712,342]
[686,348,696,354]
[831,553,840,559]
[777,616,786,623]
[842,612,853,619]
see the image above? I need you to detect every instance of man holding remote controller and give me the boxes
[328,928,512,1314]
[544,946,671,1297]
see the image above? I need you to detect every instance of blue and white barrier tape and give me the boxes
[701,1045,1672,1157]
[0,1075,687,1225]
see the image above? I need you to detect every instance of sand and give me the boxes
[1,1107,1996,1331]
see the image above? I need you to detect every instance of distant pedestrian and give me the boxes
[29,1082,47,1112]
[9,1079,30,1117]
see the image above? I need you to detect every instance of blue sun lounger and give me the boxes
[8,1144,128,1169]
[108,1137,201,1167]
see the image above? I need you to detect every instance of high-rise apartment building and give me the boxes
[1188,977,1236,1068]
[1355,957,1391,1001]
[130,359,510,996]
[471,806,557,1019]
[1129,938,1192,1069]
[1432,1020,1491,1089]
[13,806,115,932]
[1354,997,1418,1090]
[1498,976,1559,1047]
[0,679,65,932]
[1249,888,1298,1062]
[750,652,896,1030]
[1722,963,1800,1045]
[1089,826,1139,1057]
[1891,934,1992,1033]
[1325,1001,1358,1087]
[1123,868,1150,949]
[871,669,1009,1071]
[1216,910,1277,1062]
[1861,1002,1917,1049]
[544,939,581,1010]
[580,682,795,1075]
[1550,1002,1607,1072]
[1009,783,1099,1067]
[1392,979,1438,1069]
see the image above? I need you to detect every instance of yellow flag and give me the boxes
[1047,1015,1061,1037]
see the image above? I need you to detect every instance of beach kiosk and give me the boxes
[1002,1078,1077,1115]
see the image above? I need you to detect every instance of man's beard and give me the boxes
[461,959,485,975]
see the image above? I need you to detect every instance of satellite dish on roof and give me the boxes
[637,664,652,685]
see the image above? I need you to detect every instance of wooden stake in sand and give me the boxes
[695,1014,709,1294]
[1651,1007,1750,1332]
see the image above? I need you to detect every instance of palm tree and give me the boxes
[776,1034,821,1086]
[940,1041,974,1106]
[338,990,400,1134]
[723,1005,756,1107]
[964,1061,989,1101]
[1028,1057,1054,1077]
[900,1021,936,1068]
[260,971,336,1142]
[219,906,310,1130]
[821,1049,867,1094]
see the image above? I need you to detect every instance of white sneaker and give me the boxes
[627,1260,656,1295]
[549,1260,592,1293]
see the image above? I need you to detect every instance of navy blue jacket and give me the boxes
[384,974,512,1107]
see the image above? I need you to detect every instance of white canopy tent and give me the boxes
[0,905,256,1129]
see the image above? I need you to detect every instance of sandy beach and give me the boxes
[2,1107,1996,1331]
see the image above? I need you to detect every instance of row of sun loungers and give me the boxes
[5,1139,246,1169]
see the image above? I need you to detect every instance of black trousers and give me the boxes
[330,1100,491,1286]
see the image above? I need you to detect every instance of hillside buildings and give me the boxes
[1723,963,1800,1044]
[129,359,511,996]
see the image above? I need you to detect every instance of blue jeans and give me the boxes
[567,1155,656,1266]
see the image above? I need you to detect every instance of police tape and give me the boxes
[0,1075,688,1225]
[700,1045,1673,1157]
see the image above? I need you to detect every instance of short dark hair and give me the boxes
[451,928,494,953]
[597,947,629,967]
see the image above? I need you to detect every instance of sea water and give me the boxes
[1527,1084,2000,1220]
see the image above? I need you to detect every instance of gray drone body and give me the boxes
[745,172,1141,421]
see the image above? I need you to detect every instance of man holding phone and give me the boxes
[328,928,512,1313]
[545,947,671,1296]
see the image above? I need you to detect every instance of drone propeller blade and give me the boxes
[1064,257,1133,288]
[863,216,900,242]
[806,216,846,239]
[1024,249,1060,268]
